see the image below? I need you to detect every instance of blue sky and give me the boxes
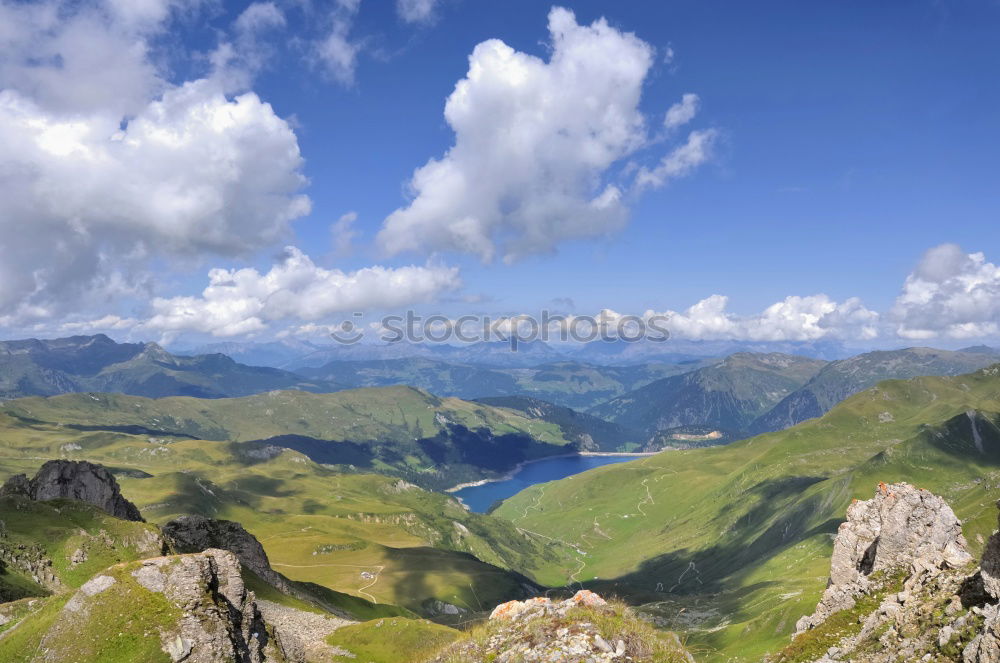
[1,0,998,346]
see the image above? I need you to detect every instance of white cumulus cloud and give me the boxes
[377,7,715,263]
[0,0,311,326]
[143,247,461,337]
[0,81,310,322]
[891,244,1000,339]
[651,294,879,342]
[0,0,165,116]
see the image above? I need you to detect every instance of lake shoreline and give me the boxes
[443,450,660,495]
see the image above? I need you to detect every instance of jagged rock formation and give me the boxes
[3,547,353,663]
[161,515,360,623]
[794,482,972,635]
[965,509,1000,662]
[428,591,693,662]
[0,460,143,521]
[134,550,270,663]
[773,484,1000,663]
[163,515,290,593]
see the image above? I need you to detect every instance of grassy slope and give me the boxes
[752,346,1000,433]
[0,412,561,618]
[328,617,461,662]
[0,496,163,596]
[0,559,182,663]
[0,386,566,444]
[476,395,645,451]
[495,365,1000,661]
[0,386,575,490]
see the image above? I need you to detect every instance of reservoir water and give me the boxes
[452,454,648,513]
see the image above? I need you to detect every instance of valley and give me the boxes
[5,4,997,659]
[496,365,1000,660]
[2,334,1000,661]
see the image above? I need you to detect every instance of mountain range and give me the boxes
[300,357,713,410]
[750,346,1000,433]
[1,332,1000,661]
[0,334,710,411]
[4,335,999,448]
[588,352,827,436]
[175,337,860,370]
[0,334,337,399]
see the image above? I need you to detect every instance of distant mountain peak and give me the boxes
[0,334,339,400]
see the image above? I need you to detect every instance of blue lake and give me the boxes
[452,454,648,513]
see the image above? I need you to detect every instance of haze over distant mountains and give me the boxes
[175,336,861,370]
[590,347,1000,440]
[2,334,998,447]
[0,335,337,400]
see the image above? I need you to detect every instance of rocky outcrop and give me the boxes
[962,506,1000,662]
[773,484,1000,663]
[1,545,355,663]
[0,541,62,593]
[32,549,268,663]
[794,482,972,635]
[161,515,358,624]
[132,550,267,663]
[162,516,289,593]
[429,591,693,663]
[1,460,143,521]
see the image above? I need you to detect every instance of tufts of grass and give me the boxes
[772,570,906,663]
[433,599,692,663]
[327,617,460,663]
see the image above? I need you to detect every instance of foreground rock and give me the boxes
[0,548,355,663]
[794,482,972,635]
[256,599,353,662]
[0,459,143,521]
[428,590,693,662]
[772,483,1000,662]
[18,549,267,662]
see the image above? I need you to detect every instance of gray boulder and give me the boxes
[1,460,143,521]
